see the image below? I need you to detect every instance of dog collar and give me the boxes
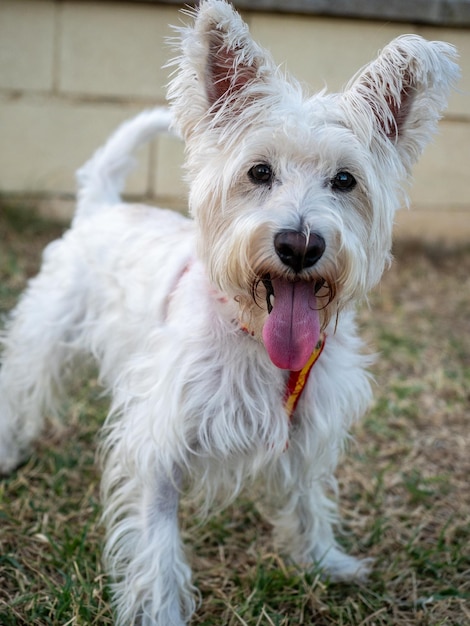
[283,333,326,421]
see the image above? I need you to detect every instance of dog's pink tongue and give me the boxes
[262,279,320,371]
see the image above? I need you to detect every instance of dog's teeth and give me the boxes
[262,276,274,314]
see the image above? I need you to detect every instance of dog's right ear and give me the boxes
[168,0,278,139]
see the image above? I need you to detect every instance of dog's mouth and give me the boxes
[262,276,325,314]
[261,275,324,371]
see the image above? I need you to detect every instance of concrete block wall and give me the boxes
[0,0,469,242]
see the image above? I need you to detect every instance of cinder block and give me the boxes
[59,1,180,100]
[416,26,470,118]
[0,97,149,195]
[0,0,55,91]
[248,14,408,93]
[410,121,470,208]
[152,134,187,204]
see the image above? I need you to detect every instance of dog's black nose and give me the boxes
[274,230,325,273]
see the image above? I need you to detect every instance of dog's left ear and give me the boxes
[168,0,278,140]
[342,35,459,170]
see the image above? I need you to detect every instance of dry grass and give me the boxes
[0,205,469,625]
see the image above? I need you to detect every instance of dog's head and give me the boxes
[168,0,458,370]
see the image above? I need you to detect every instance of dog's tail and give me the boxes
[75,107,174,219]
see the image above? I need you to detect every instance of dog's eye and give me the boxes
[332,171,357,192]
[248,163,273,185]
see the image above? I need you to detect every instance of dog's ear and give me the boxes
[342,35,459,170]
[168,0,278,139]
[202,15,260,110]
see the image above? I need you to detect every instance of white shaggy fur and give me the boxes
[0,1,459,624]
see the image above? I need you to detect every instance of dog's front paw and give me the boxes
[317,546,373,582]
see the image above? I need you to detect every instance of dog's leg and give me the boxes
[102,444,194,626]
[270,476,372,582]
[0,252,85,474]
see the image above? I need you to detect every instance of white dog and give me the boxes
[0,1,459,624]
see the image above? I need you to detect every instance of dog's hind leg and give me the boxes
[0,240,87,474]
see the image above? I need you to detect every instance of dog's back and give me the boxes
[0,108,188,474]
